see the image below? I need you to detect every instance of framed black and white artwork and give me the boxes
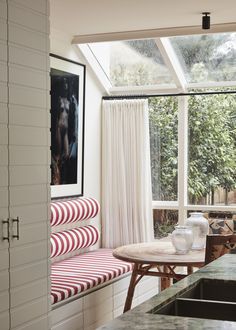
[50,54,85,198]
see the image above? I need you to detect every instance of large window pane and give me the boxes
[149,97,178,201]
[170,33,236,83]
[188,93,236,205]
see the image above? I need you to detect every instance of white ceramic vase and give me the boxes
[185,212,209,250]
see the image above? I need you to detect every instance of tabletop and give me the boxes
[113,241,205,266]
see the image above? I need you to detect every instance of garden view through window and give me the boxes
[149,96,178,202]
[188,93,236,206]
[149,93,236,238]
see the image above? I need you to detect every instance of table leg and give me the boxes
[160,265,171,291]
[187,266,193,275]
[123,264,139,313]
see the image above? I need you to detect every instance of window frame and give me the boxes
[76,32,236,225]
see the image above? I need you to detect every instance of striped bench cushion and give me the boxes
[51,225,99,258]
[51,249,133,304]
[51,197,99,227]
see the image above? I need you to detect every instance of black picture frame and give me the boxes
[50,54,85,198]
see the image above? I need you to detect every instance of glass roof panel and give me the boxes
[170,32,236,83]
[88,39,175,87]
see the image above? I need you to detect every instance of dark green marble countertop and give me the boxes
[97,254,236,329]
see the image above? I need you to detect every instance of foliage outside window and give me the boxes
[149,92,236,206]
[188,93,236,205]
[153,209,178,239]
[150,92,236,238]
[149,97,178,201]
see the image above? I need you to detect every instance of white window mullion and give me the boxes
[186,205,236,212]
[155,38,187,92]
[152,201,178,210]
[178,96,188,224]
[77,44,112,94]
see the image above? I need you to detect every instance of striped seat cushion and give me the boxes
[51,249,133,304]
[51,197,100,227]
[51,225,99,258]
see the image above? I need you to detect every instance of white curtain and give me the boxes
[102,99,154,248]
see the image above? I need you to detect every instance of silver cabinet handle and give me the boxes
[2,219,10,241]
[12,217,20,240]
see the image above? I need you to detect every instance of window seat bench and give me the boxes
[50,197,159,330]
[51,248,132,306]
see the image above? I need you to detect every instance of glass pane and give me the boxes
[89,40,174,87]
[153,209,178,239]
[149,97,178,201]
[188,93,236,205]
[170,33,236,83]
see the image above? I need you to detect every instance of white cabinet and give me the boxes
[0,1,50,329]
[0,1,10,328]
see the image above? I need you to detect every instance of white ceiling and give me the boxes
[50,0,236,37]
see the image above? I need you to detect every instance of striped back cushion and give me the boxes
[51,197,100,227]
[51,225,99,258]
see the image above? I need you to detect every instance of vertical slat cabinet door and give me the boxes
[0,0,10,329]
[8,0,50,329]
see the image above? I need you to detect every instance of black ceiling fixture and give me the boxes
[202,12,211,29]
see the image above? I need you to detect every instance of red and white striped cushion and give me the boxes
[51,197,100,227]
[51,249,133,304]
[51,225,99,258]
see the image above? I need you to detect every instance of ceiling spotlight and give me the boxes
[202,12,211,30]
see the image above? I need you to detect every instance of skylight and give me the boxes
[78,32,236,93]
[88,40,174,88]
[170,33,236,83]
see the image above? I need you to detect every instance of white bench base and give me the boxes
[51,273,159,330]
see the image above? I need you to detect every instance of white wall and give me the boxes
[50,29,104,203]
